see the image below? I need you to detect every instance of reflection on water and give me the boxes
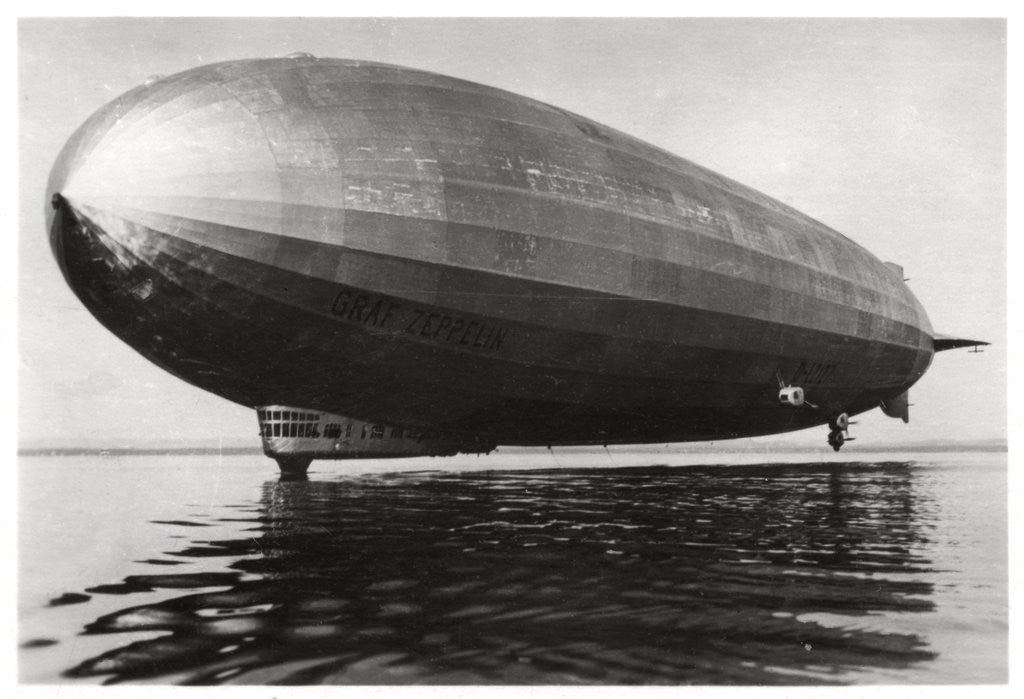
[58,462,944,684]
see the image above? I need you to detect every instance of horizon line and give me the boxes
[17,440,1009,457]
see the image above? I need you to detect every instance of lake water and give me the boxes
[18,449,1007,685]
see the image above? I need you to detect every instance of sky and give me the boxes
[16,16,1007,449]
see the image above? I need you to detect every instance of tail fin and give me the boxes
[933,334,989,352]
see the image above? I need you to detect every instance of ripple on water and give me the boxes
[36,461,1006,685]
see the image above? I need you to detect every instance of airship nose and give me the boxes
[45,64,283,304]
[46,136,146,314]
[48,192,76,285]
[47,187,144,328]
[45,108,174,346]
[43,64,295,409]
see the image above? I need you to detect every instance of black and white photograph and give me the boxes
[15,13,1008,687]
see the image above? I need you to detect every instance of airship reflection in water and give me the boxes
[47,55,985,474]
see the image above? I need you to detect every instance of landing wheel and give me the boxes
[275,456,312,476]
[827,429,845,452]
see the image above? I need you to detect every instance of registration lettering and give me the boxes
[405,310,508,351]
[330,290,399,327]
[329,288,508,352]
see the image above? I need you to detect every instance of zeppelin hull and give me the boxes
[48,57,936,446]
[53,196,930,445]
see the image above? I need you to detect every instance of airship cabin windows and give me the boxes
[259,409,325,440]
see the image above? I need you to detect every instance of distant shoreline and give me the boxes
[17,446,267,457]
[17,443,1008,457]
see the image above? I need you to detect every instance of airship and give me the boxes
[46,55,985,474]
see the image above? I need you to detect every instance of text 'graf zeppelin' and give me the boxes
[329,289,509,352]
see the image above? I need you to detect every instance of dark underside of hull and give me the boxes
[51,197,930,446]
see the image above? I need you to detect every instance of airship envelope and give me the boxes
[46,55,984,472]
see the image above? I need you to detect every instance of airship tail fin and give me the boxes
[932,334,989,352]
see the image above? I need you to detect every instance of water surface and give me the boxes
[19,450,1007,684]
